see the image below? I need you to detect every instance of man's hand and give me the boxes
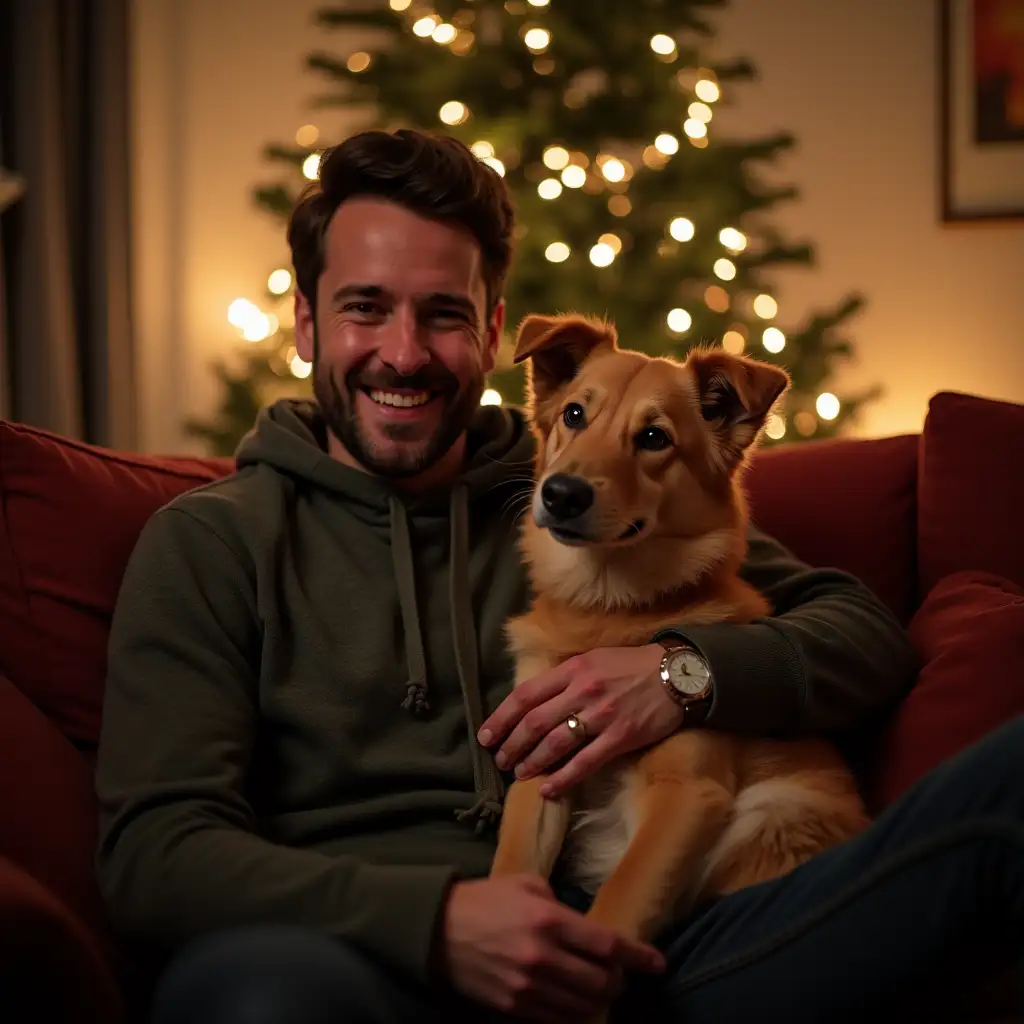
[478,646,685,798]
[437,875,665,1021]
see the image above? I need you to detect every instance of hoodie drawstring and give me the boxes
[387,487,505,834]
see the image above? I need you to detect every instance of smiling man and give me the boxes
[94,128,1024,1024]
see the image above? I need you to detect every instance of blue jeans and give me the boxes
[150,717,1024,1023]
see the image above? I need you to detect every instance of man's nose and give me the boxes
[376,310,430,376]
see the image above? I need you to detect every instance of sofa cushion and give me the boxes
[918,391,1024,594]
[0,420,234,749]
[868,571,1024,810]
[745,433,919,624]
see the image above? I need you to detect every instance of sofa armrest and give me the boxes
[0,853,125,1023]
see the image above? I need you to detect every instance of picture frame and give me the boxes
[938,0,1024,223]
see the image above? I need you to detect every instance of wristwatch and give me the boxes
[657,636,714,726]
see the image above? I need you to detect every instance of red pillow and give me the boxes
[869,571,1024,809]
[745,433,919,624]
[0,420,234,749]
[918,391,1024,595]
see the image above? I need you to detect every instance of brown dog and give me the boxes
[490,313,869,1002]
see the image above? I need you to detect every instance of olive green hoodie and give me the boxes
[95,397,917,987]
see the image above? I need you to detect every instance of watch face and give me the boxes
[667,649,710,696]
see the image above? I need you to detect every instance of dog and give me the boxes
[490,313,870,1006]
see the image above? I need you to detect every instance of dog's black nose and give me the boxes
[541,474,594,521]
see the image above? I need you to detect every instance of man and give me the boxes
[95,128,1024,1024]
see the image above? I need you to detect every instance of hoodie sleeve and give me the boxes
[95,506,456,985]
[653,525,918,737]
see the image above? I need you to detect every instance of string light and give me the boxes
[762,327,786,353]
[267,269,292,295]
[650,34,676,56]
[753,294,778,319]
[482,156,505,176]
[589,242,615,267]
[765,413,786,440]
[683,119,708,139]
[432,22,457,44]
[523,27,550,52]
[600,157,625,182]
[608,195,631,216]
[543,145,570,170]
[816,393,841,420]
[527,0,550,5]
[695,79,720,102]
[598,233,622,254]
[412,16,437,36]
[561,165,586,188]
[470,140,494,159]
[227,298,278,343]
[669,216,694,241]
[538,178,562,199]
[302,153,321,180]
[666,308,691,333]
[713,257,736,280]
[688,101,713,123]
[346,52,371,72]
[722,330,745,354]
[654,133,679,155]
[439,100,469,125]
[545,242,570,262]
[290,353,312,378]
[794,411,818,436]
[389,0,411,9]
[480,388,503,405]
[719,227,746,252]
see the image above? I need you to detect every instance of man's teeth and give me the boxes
[369,390,432,408]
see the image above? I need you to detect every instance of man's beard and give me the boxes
[312,353,485,479]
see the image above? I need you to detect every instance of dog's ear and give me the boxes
[513,314,617,411]
[688,349,790,470]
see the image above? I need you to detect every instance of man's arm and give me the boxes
[654,525,919,736]
[95,506,455,985]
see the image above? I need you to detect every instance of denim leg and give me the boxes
[622,716,1024,1022]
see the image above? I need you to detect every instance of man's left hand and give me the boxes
[477,646,685,799]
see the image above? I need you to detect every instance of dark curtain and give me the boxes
[0,0,137,447]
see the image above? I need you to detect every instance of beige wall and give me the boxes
[131,0,1024,454]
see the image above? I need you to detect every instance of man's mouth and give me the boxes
[364,388,436,408]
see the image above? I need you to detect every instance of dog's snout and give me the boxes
[541,474,594,521]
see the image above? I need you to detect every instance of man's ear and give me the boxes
[688,349,791,469]
[513,313,617,411]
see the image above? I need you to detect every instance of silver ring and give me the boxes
[565,713,587,744]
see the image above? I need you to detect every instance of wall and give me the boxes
[131,0,1024,454]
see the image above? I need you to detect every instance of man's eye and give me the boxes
[345,302,382,316]
[428,309,467,323]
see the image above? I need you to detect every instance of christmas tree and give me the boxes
[185,0,880,456]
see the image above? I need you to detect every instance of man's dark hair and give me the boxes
[287,128,516,315]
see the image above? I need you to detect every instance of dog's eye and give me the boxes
[562,403,586,429]
[635,426,672,452]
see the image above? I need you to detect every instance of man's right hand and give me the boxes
[437,874,666,1022]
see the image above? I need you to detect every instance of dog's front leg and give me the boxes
[490,653,572,880]
[584,731,737,943]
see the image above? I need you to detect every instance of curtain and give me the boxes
[0,0,137,448]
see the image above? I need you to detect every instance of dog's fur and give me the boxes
[490,313,870,973]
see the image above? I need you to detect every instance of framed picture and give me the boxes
[939,0,1024,222]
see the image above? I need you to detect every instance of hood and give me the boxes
[234,397,535,836]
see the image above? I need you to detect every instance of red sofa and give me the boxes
[1,390,1023,1021]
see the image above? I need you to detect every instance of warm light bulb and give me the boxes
[816,392,840,420]
[228,298,260,329]
[669,216,694,241]
[389,0,411,9]
[482,156,505,176]
[794,411,817,436]
[543,145,570,170]
[650,34,676,56]
[538,177,562,199]
[666,308,691,333]
[608,195,631,217]
[290,353,312,378]
[346,51,371,72]
[545,242,570,262]
[561,165,586,188]
[713,257,736,281]
[243,312,273,342]
[753,294,778,319]
[719,227,746,251]
[762,327,786,353]
[722,330,745,354]
[524,27,550,52]
[470,140,494,159]
[765,413,786,440]
[412,16,438,36]
[480,388,503,406]
[654,133,679,155]
[600,158,625,182]
[302,153,321,180]
[683,119,708,139]
[589,242,615,267]
[439,100,468,125]
[527,0,550,5]
[432,22,457,44]
[598,232,622,253]
[695,78,720,102]
[267,269,292,295]
[688,101,713,123]
[295,124,319,147]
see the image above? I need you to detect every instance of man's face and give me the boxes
[294,197,502,481]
